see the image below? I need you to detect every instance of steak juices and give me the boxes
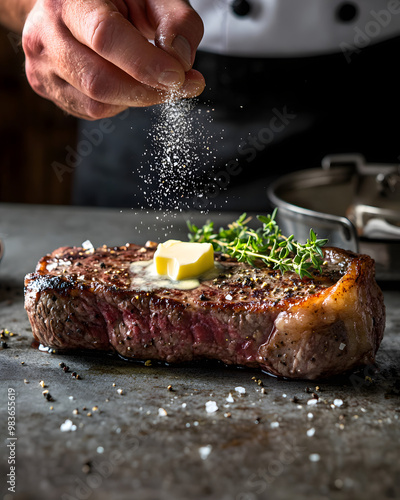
[24,242,385,380]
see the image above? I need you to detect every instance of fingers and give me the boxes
[151,0,205,71]
[127,0,204,72]
[61,0,197,91]
[21,0,205,120]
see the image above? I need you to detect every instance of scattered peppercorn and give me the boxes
[42,391,54,402]
[82,462,92,474]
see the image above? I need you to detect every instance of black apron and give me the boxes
[72,36,400,211]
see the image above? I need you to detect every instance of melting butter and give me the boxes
[130,260,220,291]
[154,240,214,281]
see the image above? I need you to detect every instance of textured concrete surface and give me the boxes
[1,203,399,500]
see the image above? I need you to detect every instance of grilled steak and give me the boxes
[24,243,385,379]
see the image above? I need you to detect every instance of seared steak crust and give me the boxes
[24,244,385,379]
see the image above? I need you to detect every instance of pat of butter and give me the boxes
[154,240,214,280]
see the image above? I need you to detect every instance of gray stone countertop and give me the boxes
[0,203,399,500]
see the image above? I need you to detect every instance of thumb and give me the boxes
[146,0,204,72]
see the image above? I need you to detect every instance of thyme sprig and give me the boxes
[187,209,328,278]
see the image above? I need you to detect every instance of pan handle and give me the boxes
[322,154,400,177]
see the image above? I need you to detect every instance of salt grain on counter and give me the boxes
[307,398,318,406]
[226,393,234,403]
[235,387,246,395]
[309,453,321,462]
[205,401,218,413]
[270,421,279,429]
[60,419,77,432]
[158,408,168,417]
[333,399,344,407]
[339,343,346,350]
[96,446,104,454]
[199,445,212,460]
[307,428,316,437]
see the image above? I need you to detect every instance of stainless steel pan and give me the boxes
[268,154,400,281]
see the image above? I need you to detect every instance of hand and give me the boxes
[22,0,205,119]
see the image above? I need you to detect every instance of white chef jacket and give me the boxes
[191,0,400,56]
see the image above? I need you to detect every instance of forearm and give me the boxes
[0,0,36,32]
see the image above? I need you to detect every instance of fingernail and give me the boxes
[180,79,205,97]
[158,70,182,88]
[172,35,192,69]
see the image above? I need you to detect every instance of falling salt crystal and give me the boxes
[270,421,279,429]
[96,446,104,454]
[309,453,321,462]
[158,408,168,417]
[199,445,212,460]
[307,428,316,437]
[333,399,344,407]
[307,412,314,419]
[205,401,218,414]
[60,419,77,432]
[139,89,217,212]
[226,393,234,403]
[235,387,246,395]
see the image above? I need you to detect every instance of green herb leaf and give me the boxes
[187,210,328,278]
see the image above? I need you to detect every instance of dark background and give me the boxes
[0,26,77,205]
[1,22,400,207]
